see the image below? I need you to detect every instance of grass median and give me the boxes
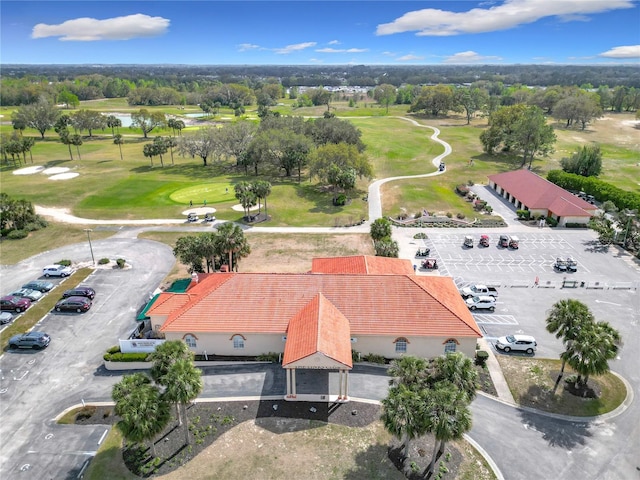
[0,267,93,350]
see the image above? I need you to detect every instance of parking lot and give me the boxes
[397,226,640,362]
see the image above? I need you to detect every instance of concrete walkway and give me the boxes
[477,338,515,404]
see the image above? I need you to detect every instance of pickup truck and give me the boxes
[460,284,498,299]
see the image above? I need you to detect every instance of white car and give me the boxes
[465,295,496,311]
[495,334,537,354]
[42,264,73,277]
[9,288,44,302]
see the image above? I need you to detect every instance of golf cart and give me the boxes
[554,258,568,272]
[421,258,438,270]
[187,213,199,222]
[463,235,474,248]
[204,213,216,222]
[508,235,520,249]
[566,257,578,272]
[498,234,509,248]
[479,235,490,247]
[438,161,446,172]
[415,248,431,257]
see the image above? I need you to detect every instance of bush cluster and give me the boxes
[103,352,149,362]
[256,352,280,362]
[116,258,126,268]
[98,258,110,265]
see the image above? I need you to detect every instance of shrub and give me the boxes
[363,353,386,364]
[485,205,493,214]
[467,179,475,186]
[475,350,489,366]
[516,209,531,220]
[106,345,121,354]
[413,232,428,240]
[565,222,588,228]
[6,229,28,239]
[456,213,465,219]
[103,352,149,362]
[256,352,280,362]
[98,258,110,265]
[370,218,392,241]
[446,212,453,218]
[116,258,126,268]
[58,259,72,266]
[352,350,361,362]
[333,194,347,206]
[545,216,558,227]
[374,237,399,257]
[456,184,470,195]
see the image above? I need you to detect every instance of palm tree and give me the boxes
[430,352,478,402]
[116,382,171,457]
[149,340,193,385]
[166,136,178,165]
[70,134,83,160]
[380,383,428,459]
[425,383,473,476]
[163,358,203,445]
[215,222,250,271]
[112,372,151,403]
[114,134,124,161]
[105,115,122,137]
[387,355,428,388]
[252,180,272,217]
[545,299,594,384]
[565,320,621,388]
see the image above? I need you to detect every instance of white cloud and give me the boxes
[32,13,169,41]
[599,45,640,58]
[397,54,424,62]
[443,51,502,64]
[376,0,634,36]
[315,47,368,53]
[273,42,316,54]
[328,40,340,45]
[237,43,261,52]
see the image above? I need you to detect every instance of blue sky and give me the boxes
[1,1,639,65]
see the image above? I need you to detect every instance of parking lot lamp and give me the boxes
[84,228,95,265]
[622,210,637,247]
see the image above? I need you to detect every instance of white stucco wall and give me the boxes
[347,335,477,359]
[163,331,286,356]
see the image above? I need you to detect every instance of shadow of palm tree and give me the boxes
[517,400,593,449]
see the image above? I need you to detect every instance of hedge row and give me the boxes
[547,170,640,211]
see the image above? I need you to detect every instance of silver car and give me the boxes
[495,334,537,354]
[9,288,44,302]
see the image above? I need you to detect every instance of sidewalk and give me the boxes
[477,338,515,404]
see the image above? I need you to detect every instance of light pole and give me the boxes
[622,210,637,248]
[84,228,95,265]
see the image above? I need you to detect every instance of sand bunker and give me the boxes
[49,173,80,180]
[13,166,45,175]
[231,204,259,212]
[42,167,70,175]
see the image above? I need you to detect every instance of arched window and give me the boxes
[443,338,459,354]
[394,337,408,354]
[232,335,245,349]
[184,334,197,348]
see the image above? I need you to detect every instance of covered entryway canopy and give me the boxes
[282,294,353,402]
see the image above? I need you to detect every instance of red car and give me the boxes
[0,295,32,313]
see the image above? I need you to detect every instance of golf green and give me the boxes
[170,183,235,204]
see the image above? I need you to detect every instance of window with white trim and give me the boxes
[232,335,245,349]
[444,340,457,353]
[185,335,197,348]
[395,338,407,353]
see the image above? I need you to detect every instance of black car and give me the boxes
[62,287,96,300]
[9,331,51,350]
[55,296,92,313]
[22,280,55,292]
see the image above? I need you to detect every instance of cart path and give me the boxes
[367,117,452,221]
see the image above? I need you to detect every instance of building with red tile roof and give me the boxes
[488,169,597,226]
[311,255,414,275]
[146,256,481,402]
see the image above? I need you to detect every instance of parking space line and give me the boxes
[473,314,519,325]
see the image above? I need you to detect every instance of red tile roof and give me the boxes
[159,272,481,339]
[311,255,414,275]
[488,169,597,217]
[282,293,353,368]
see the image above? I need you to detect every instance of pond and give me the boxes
[105,113,133,127]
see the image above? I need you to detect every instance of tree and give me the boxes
[173,235,206,273]
[106,115,122,137]
[425,383,473,476]
[374,238,399,257]
[57,89,79,109]
[545,299,594,389]
[143,143,156,167]
[387,355,428,388]
[381,383,428,459]
[71,109,106,137]
[0,193,46,231]
[131,109,166,138]
[409,84,455,117]
[373,84,396,113]
[560,144,603,177]
[11,96,60,139]
[310,142,373,187]
[57,127,74,161]
[429,352,478,402]
[564,321,621,388]
[113,374,170,458]
[114,134,124,161]
[70,134,83,160]
[178,126,217,166]
[163,358,203,445]
[252,180,272,218]
[234,181,257,219]
[153,136,169,167]
[215,222,250,271]
[455,87,489,124]
[305,116,365,151]
[370,217,392,241]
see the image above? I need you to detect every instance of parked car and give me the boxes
[55,296,92,313]
[9,288,43,302]
[0,312,13,325]
[43,264,73,277]
[22,280,54,292]
[495,334,537,354]
[498,235,509,248]
[0,295,32,313]
[62,287,95,300]
[8,331,51,350]
[460,284,498,299]
[465,295,496,311]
